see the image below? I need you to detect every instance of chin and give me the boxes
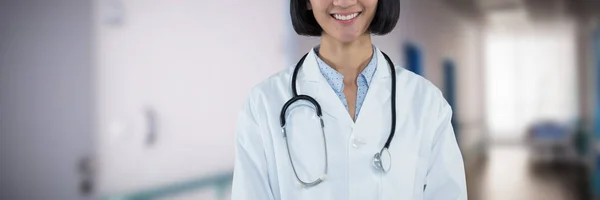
[334,33,362,43]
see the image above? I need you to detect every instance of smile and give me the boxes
[331,12,361,21]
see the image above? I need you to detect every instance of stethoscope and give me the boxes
[279,50,397,187]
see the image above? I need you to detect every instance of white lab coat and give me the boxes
[231,47,467,200]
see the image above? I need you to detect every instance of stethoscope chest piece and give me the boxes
[372,147,392,173]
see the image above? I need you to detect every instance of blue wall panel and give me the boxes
[404,43,423,76]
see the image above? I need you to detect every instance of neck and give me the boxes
[317,33,374,82]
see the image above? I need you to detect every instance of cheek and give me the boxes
[361,0,378,18]
[308,3,330,21]
[362,9,378,26]
[314,11,330,21]
[309,0,330,13]
[361,0,379,7]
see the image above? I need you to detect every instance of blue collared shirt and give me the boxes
[314,45,378,120]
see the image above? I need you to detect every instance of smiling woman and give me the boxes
[230,0,467,199]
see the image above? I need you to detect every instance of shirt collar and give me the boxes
[313,45,378,93]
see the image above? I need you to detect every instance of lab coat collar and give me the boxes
[295,46,393,126]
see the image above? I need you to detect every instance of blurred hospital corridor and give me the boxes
[467,145,591,200]
[1,0,600,199]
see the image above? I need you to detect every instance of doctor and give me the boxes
[231,0,467,199]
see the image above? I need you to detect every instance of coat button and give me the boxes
[352,137,366,148]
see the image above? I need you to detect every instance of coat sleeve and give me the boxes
[230,95,275,200]
[423,98,468,200]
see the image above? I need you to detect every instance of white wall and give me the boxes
[94,0,288,195]
[484,11,579,142]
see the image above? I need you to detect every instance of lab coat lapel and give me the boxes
[355,48,393,126]
[295,49,354,127]
[356,48,412,149]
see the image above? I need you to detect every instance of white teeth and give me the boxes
[333,13,359,20]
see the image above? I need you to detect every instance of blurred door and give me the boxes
[0,1,95,199]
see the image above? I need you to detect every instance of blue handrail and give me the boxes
[103,171,233,200]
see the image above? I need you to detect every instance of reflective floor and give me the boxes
[467,145,591,200]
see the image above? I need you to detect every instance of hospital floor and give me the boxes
[466,145,592,200]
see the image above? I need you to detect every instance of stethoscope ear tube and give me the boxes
[380,52,397,150]
[279,95,323,128]
[280,52,318,128]
[291,53,309,97]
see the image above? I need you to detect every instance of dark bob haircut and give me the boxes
[290,0,400,36]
